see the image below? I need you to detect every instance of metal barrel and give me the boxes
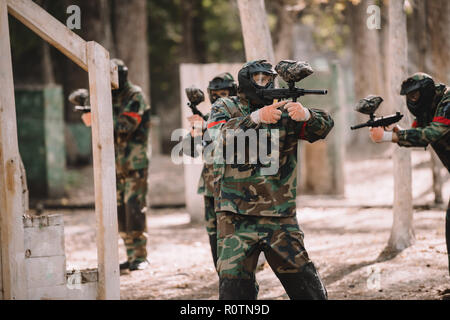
[350,123,368,130]
[303,89,328,95]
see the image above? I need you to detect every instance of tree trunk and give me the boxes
[348,0,385,146]
[383,0,414,256]
[180,0,206,63]
[273,1,298,62]
[113,0,150,100]
[237,0,275,63]
[426,0,450,84]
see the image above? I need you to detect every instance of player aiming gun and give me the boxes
[185,86,207,120]
[256,60,328,103]
[351,95,404,130]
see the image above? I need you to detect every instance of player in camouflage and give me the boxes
[370,73,450,297]
[79,59,151,273]
[184,73,237,269]
[207,60,334,300]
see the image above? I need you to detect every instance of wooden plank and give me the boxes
[0,0,27,300]
[86,41,120,300]
[6,0,118,88]
[25,255,66,289]
[24,225,65,258]
[28,282,97,300]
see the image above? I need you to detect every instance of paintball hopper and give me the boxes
[69,89,89,106]
[185,86,205,105]
[355,95,384,115]
[275,60,314,83]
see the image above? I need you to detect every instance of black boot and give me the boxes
[219,278,259,300]
[276,262,328,300]
[120,261,130,275]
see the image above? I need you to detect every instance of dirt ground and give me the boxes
[45,148,450,300]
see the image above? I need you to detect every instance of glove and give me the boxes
[188,114,204,137]
[251,101,287,124]
[370,127,393,143]
[284,102,311,122]
[81,112,92,127]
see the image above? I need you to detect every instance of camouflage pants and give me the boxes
[217,211,327,300]
[204,196,218,269]
[117,169,148,262]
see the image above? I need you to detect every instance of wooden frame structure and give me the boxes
[0,0,120,299]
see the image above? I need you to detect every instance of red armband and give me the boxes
[298,122,308,140]
[207,120,226,129]
[433,117,450,126]
[121,112,142,124]
[411,121,418,128]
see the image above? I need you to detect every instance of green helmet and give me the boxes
[207,72,237,104]
[400,73,436,123]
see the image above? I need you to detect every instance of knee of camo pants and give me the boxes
[216,212,261,280]
[120,231,148,262]
[204,196,217,236]
[124,170,148,232]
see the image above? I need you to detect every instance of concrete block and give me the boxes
[26,256,66,289]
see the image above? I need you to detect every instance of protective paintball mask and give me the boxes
[401,76,436,124]
[238,60,277,109]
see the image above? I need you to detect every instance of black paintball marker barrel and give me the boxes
[350,123,369,130]
[302,89,328,95]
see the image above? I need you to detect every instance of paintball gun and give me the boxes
[256,60,328,103]
[69,89,91,113]
[350,95,404,130]
[185,86,207,120]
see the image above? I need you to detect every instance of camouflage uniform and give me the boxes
[113,80,151,265]
[207,94,334,299]
[397,73,450,275]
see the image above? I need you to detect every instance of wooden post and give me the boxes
[0,0,27,299]
[385,0,414,253]
[237,0,275,63]
[87,42,120,300]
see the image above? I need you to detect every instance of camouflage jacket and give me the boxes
[206,96,334,217]
[113,81,151,176]
[182,113,215,197]
[397,84,450,171]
